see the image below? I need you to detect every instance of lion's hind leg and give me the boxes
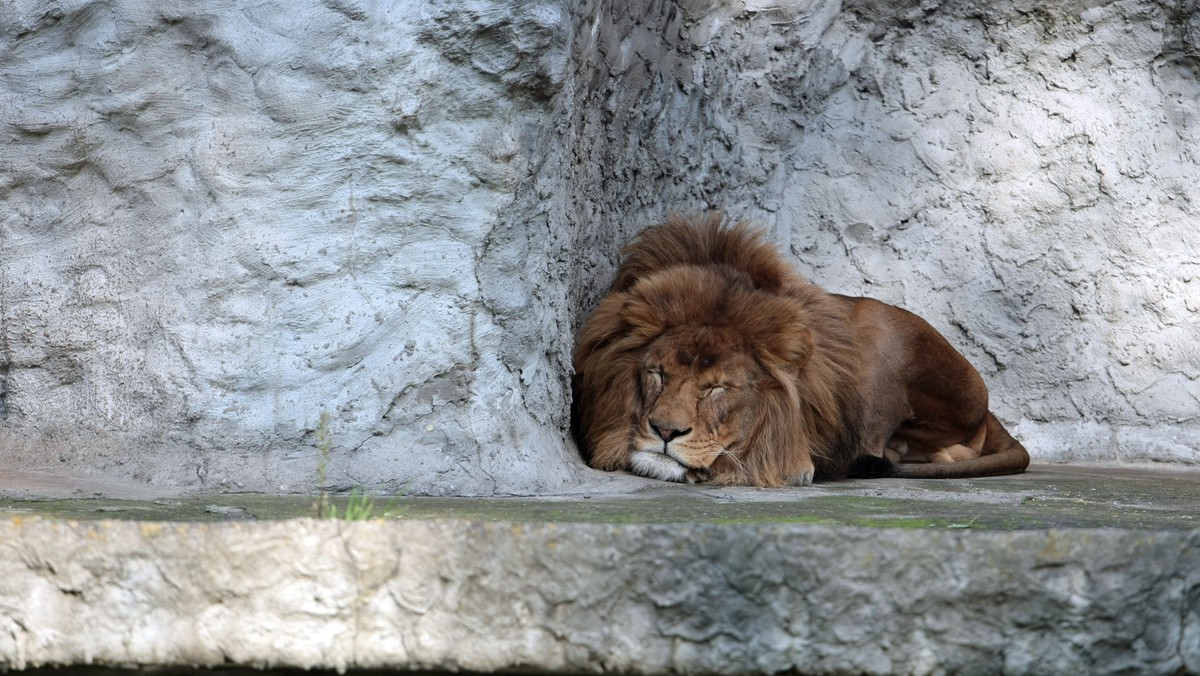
[885,439,978,464]
[928,443,980,464]
[927,419,987,464]
[887,414,1028,478]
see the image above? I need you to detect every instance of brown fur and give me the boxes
[573,214,1030,485]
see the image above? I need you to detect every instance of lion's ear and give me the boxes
[780,326,814,369]
[756,324,813,373]
[787,324,816,367]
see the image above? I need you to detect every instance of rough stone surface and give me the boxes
[0,515,1196,674]
[2,0,1199,496]
[0,0,587,495]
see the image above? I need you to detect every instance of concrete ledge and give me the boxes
[2,515,1198,674]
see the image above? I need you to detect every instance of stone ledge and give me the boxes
[2,514,1197,674]
[4,463,1199,529]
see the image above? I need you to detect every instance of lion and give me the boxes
[572,214,1030,486]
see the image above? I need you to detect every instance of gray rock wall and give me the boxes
[0,0,587,494]
[2,0,1198,495]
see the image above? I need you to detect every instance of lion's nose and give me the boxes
[653,424,691,442]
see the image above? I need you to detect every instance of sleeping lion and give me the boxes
[573,214,1030,486]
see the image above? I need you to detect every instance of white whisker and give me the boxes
[716,446,746,474]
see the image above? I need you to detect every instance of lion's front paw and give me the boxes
[630,451,688,482]
[787,457,816,486]
[788,470,814,486]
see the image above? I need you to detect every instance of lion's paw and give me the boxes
[787,458,816,486]
[788,470,814,486]
[630,451,688,483]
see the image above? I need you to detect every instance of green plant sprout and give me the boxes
[314,410,401,520]
[340,488,380,521]
[946,515,981,529]
[314,410,335,519]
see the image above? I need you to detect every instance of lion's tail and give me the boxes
[848,413,1030,480]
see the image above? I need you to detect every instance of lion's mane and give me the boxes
[573,214,867,485]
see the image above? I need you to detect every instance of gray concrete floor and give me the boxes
[2,463,1197,529]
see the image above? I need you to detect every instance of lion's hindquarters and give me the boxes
[894,357,1030,477]
[852,298,1030,478]
[863,412,1030,479]
[891,414,1030,478]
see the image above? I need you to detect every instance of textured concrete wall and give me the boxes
[2,0,1198,496]
[0,0,587,495]
[1,518,1197,674]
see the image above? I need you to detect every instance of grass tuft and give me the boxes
[313,410,401,520]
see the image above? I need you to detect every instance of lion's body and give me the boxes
[573,214,1029,485]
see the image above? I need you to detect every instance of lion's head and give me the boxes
[628,322,794,483]
[574,233,861,486]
